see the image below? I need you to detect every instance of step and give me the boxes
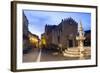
[63,49,91,57]
[67,48,79,52]
[63,52,80,57]
[64,50,80,55]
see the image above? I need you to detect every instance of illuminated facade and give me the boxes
[28,32,39,48]
[41,33,46,48]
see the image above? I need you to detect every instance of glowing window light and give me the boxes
[29,37,38,43]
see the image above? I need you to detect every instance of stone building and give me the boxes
[28,32,39,48]
[44,17,78,49]
[45,25,57,45]
[84,30,91,46]
[23,12,29,53]
[41,33,46,48]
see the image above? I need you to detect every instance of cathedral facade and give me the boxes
[44,17,78,49]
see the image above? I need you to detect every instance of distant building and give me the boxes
[44,17,78,49]
[45,25,57,46]
[41,33,46,48]
[84,30,91,46]
[28,32,39,48]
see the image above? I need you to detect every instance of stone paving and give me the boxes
[23,47,91,62]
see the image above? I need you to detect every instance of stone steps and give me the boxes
[67,48,79,52]
[63,51,80,57]
[64,50,80,55]
[63,47,91,57]
[63,48,80,57]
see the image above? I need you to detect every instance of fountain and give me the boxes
[76,20,85,59]
[63,20,86,59]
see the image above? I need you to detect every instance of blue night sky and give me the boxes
[24,10,91,38]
